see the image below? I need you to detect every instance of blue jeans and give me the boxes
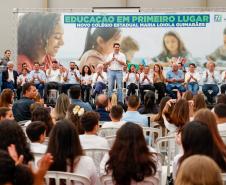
[35,83,44,98]
[108,70,123,102]
[166,83,186,98]
[187,82,199,95]
[93,82,106,97]
[202,84,219,102]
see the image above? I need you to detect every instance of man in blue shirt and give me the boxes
[166,62,186,98]
[122,95,148,127]
[69,85,92,111]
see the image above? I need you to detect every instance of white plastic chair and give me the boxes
[99,127,118,137]
[84,148,109,175]
[143,126,161,147]
[222,173,226,183]
[105,135,116,148]
[45,171,91,185]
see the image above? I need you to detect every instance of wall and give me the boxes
[1,0,226,60]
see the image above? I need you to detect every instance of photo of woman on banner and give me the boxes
[17,13,64,72]
[207,27,226,64]
[79,27,122,70]
[153,31,190,66]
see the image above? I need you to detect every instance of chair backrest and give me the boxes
[100,175,113,185]
[105,135,116,148]
[222,173,226,183]
[142,127,161,147]
[99,127,118,137]
[220,134,226,144]
[84,148,109,176]
[43,137,49,145]
[45,171,91,185]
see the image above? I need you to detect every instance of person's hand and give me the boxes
[162,99,175,114]
[172,78,177,82]
[8,144,24,165]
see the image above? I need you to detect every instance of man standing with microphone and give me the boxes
[105,43,126,102]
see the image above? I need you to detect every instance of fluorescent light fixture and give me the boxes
[92,7,140,13]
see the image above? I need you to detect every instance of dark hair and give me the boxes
[182,91,193,101]
[81,65,91,76]
[31,107,53,136]
[52,60,58,64]
[0,107,10,119]
[216,94,226,104]
[214,103,226,118]
[0,120,34,164]
[113,43,120,47]
[128,64,137,73]
[80,112,99,132]
[47,119,83,172]
[105,122,156,185]
[22,83,34,95]
[179,121,226,171]
[18,13,61,61]
[66,104,84,134]
[26,121,46,142]
[4,50,11,54]
[127,95,139,108]
[0,150,34,185]
[189,63,196,68]
[110,105,123,120]
[141,91,158,114]
[69,85,81,99]
[80,28,120,59]
[0,89,13,107]
[193,94,206,113]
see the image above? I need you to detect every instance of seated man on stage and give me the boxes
[2,61,18,91]
[139,66,155,103]
[62,61,80,93]
[92,64,107,98]
[202,60,220,104]
[166,62,186,98]
[44,60,62,100]
[28,62,46,97]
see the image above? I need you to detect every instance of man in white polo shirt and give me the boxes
[105,43,126,102]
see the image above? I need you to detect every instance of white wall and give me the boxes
[1,0,226,60]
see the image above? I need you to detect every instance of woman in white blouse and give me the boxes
[81,65,92,102]
[124,64,139,96]
[100,122,161,185]
[46,119,98,185]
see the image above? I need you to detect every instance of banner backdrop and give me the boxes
[17,12,226,72]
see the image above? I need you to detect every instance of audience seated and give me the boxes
[0,120,34,164]
[66,104,85,134]
[80,112,109,149]
[175,155,223,185]
[95,94,111,122]
[26,121,47,154]
[69,85,92,111]
[46,119,98,185]
[100,122,161,185]
[100,105,125,137]
[138,90,159,114]
[51,93,70,122]
[0,88,14,108]
[28,63,46,98]
[0,107,14,121]
[12,83,37,122]
[202,60,220,104]
[122,95,148,127]
[31,107,53,137]
[166,62,186,99]
[213,103,226,133]
[2,61,18,91]
[173,121,226,178]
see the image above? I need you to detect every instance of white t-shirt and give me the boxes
[67,156,98,185]
[46,69,61,82]
[30,142,47,154]
[79,134,109,149]
[185,71,200,83]
[106,52,126,71]
[81,74,92,85]
[218,123,226,133]
[64,70,81,84]
[101,121,125,129]
[17,74,28,86]
[139,72,153,85]
[124,72,139,86]
[8,70,14,82]
[92,72,107,84]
